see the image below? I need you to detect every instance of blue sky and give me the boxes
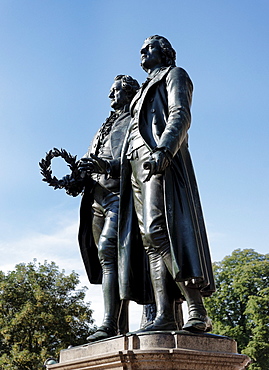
[0,0,268,330]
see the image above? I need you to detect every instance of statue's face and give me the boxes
[140,39,163,71]
[108,80,129,110]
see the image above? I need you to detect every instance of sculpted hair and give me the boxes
[146,35,176,67]
[114,75,140,100]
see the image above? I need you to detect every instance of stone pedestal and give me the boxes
[46,331,251,370]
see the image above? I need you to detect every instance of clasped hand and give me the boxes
[78,154,109,175]
[143,149,172,182]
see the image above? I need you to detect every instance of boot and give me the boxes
[136,252,177,333]
[140,303,157,329]
[161,250,212,333]
[87,269,120,342]
[179,283,212,332]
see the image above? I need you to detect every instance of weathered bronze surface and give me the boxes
[113,36,215,334]
[78,75,141,342]
[41,36,215,339]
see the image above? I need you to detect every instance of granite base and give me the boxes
[46,331,251,370]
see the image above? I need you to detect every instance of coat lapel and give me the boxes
[130,66,172,117]
[110,112,130,158]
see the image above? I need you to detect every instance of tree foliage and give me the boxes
[0,260,96,370]
[205,249,269,370]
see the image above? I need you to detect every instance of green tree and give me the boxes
[205,249,269,370]
[0,260,95,370]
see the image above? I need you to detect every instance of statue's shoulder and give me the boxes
[167,66,190,78]
[167,66,193,88]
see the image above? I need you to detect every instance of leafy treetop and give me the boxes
[0,260,96,370]
[205,249,269,370]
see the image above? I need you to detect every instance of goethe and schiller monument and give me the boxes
[41,35,250,369]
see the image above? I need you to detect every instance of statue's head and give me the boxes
[109,75,140,110]
[140,35,176,72]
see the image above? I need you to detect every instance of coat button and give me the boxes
[151,108,156,113]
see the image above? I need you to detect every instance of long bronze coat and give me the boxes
[78,111,131,285]
[118,66,215,301]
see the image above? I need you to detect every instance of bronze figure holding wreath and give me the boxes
[75,75,143,341]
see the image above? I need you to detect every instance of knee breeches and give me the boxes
[128,145,170,255]
[92,184,119,271]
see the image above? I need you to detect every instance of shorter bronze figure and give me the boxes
[77,75,140,341]
[41,75,143,341]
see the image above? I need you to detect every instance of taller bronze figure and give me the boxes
[117,35,215,332]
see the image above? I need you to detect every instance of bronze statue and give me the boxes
[92,35,215,333]
[125,35,215,332]
[77,75,142,341]
[41,36,215,336]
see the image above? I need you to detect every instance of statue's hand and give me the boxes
[59,174,84,197]
[78,158,94,175]
[79,154,109,174]
[60,174,73,187]
[143,149,172,182]
[143,160,157,182]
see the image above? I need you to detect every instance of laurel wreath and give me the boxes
[39,148,80,190]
